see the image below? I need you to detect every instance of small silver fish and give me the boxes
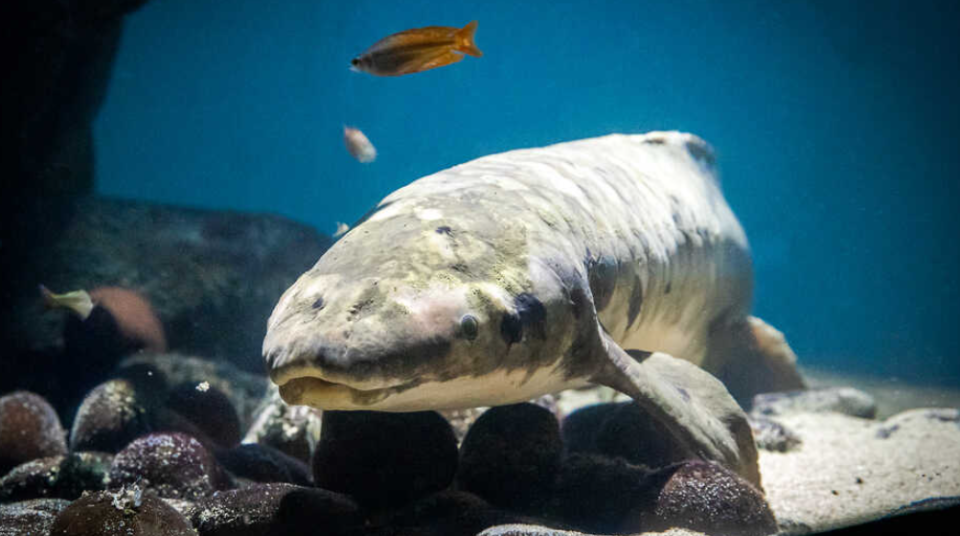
[343,126,377,163]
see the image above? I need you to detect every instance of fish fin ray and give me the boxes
[455,20,483,57]
[415,49,465,73]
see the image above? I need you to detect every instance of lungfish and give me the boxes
[263,132,806,486]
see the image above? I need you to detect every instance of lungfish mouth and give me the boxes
[272,368,416,410]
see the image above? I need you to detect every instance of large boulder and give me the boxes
[2,196,330,408]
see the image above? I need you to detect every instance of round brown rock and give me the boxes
[190,482,359,535]
[456,403,562,513]
[69,379,159,453]
[50,488,196,535]
[0,391,67,475]
[550,453,663,533]
[166,382,241,449]
[0,451,114,502]
[110,432,229,500]
[0,498,71,536]
[216,443,311,486]
[312,410,458,507]
[636,460,777,536]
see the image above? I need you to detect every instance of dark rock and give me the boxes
[635,460,777,536]
[561,402,687,468]
[243,386,322,463]
[50,487,197,535]
[190,482,359,536]
[595,402,688,468]
[559,402,618,455]
[216,443,312,486]
[0,498,71,536]
[0,456,61,502]
[3,196,332,389]
[313,411,458,508]
[110,432,229,500]
[750,416,802,452]
[69,379,161,453]
[751,387,877,419]
[0,391,67,475]
[120,353,267,430]
[456,403,562,513]
[367,490,540,536]
[548,453,663,533]
[166,382,242,449]
[0,451,114,502]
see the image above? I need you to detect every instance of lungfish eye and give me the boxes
[459,314,479,340]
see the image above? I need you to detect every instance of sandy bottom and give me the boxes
[801,366,960,419]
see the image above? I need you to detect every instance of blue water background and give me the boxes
[94,0,960,385]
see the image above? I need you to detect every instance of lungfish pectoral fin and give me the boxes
[592,330,761,489]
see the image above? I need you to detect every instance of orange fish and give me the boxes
[350,21,482,77]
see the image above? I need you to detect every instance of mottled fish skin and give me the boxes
[351,21,481,76]
[263,132,752,412]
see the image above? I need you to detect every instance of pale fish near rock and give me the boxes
[263,131,808,487]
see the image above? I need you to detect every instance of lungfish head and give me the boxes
[263,204,590,411]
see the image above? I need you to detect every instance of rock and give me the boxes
[69,378,161,453]
[0,498,71,536]
[634,460,777,536]
[442,395,559,445]
[594,402,690,468]
[190,482,359,536]
[750,416,802,452]
[120,353,267,430]
[243,385,322,463]
[559,402,618,455]
[109,432,229,500]
[49,487,197,535]
[313,410,458,507]
[456,403,562,513]
[548,453,663,533]
[0,391,67,475]
[561,402,686,468]
[165,382,241,449]
[369,490,539,536]
[216,443,312,486]
[0,451,114,502]
[3,196,332,389]
[751,387,877,419]
[759,408,960,533]
[0,457,61,502]
[0,452,113,501]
